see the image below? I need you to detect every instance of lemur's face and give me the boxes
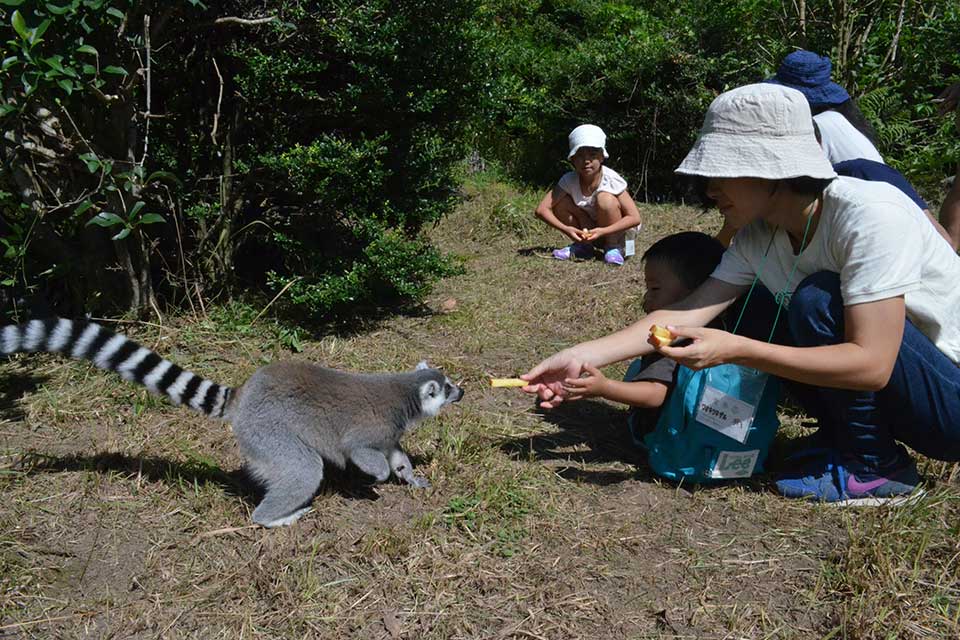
[415,362,464,418]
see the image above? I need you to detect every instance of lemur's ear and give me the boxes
[415,360,430,371]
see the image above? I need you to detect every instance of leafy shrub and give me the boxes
[230,0,482,315]
[476,0,960,198]
[0,0,485,318]
[3,0,958,321]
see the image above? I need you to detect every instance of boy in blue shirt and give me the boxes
[562,232,725,438]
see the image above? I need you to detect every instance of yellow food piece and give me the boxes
[490,378,528,388]
[649,324,675,348]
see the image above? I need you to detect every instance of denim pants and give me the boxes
[732,271,960,473]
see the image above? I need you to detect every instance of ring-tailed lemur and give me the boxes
[1,318,463,527]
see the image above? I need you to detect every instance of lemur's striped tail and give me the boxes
[1,318,232,418]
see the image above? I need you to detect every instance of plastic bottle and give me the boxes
[623,225,639,257]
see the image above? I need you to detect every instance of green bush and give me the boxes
[229,0,481,316]
[476,0,960,198]
[0,0,485,318]
[3,0,958,320]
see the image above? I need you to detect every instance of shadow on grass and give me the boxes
[500,399,776,495]
[11,451,384,505]
[516,245,603,261]
[517,246,559,257]
[0,369,49,423]
[498,399,653,486]
[303,300,437,338]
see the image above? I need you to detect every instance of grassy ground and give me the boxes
[1,176,959,639]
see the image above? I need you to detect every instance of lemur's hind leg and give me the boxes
[250,456,324,528]
[350,447,391,482]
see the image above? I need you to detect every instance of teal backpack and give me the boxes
[626,360,781,482]
[626,219,817,483]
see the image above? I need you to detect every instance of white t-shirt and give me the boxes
[712,176,960,364]
[814,110,883,164]
[557,166,627,220]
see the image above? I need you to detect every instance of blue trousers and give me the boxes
[733,271,960,472]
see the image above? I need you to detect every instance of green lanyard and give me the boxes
[730,200,818,344]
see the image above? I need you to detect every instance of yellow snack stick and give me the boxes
[649,324,675,348]
[490,378,529,388]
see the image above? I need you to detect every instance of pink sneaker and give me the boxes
[604,248,624,266]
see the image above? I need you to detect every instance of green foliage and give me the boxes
[2,0,958,319]
[0,0,487,318]
[476,0,960,197]
[86,201,165,241]
[1,1,135,113]
[472,0,743,194]
[0,0,181,312]
[224,0,482,316]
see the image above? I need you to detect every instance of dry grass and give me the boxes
[0,176,958,638]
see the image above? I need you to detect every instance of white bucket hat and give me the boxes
[676,83,836,180]
[568,124,609,159]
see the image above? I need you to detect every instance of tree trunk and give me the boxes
[113,234,141,310]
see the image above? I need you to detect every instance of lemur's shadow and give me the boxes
[499,399,654,486]
[12,451,385,505]
[0,370,49,422]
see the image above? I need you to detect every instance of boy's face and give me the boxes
[643,260,692,314]
[570,147,604,177]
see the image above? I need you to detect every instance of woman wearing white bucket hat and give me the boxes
[522,84,960,504]
[534,124,642,266]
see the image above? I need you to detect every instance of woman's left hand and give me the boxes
[654,326,746,370]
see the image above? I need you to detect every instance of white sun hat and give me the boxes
[676,83,836,180]
[568,124,609,159]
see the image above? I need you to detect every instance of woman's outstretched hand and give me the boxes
[521,350,585,408]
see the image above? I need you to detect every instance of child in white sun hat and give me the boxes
[523,83,960,505]
[534,124,642,266]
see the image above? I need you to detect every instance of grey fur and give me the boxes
[229,361,462,526]
[1,318,463,527]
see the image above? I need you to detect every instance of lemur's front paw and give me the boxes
[408,475,431,489]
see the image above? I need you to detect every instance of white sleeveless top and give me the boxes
[557,166,627,220]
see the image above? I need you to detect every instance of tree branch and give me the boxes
[140,14,151,167]
[882,0,907,68]
[210,56,224,147]
[199,15,277,28]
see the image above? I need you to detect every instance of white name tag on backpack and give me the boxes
[696,385,756,443]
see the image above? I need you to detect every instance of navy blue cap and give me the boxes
[764,50,850,108]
